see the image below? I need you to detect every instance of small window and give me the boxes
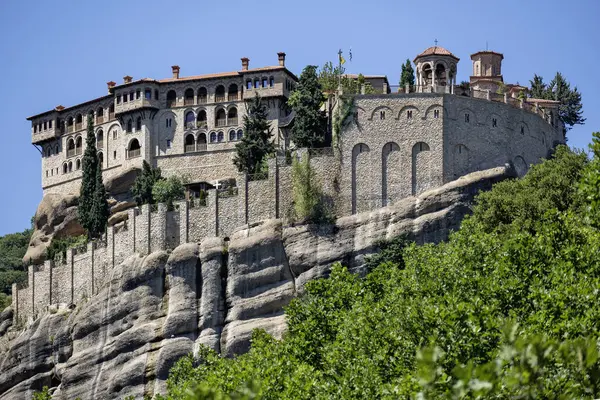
[210,132,217,143]
[433,109,440,119]
[145,89,152,99]
[380,111,385,120]
[217,131,224,142]
[262,78,268,88]
[127,119,132,133]
[43,121,47,130]
[46,170,48,177]
[112,130,118,139]
[33,125,37,133]
[155,89,159,100]
[49,120,52,128]
[237,129,243,140]
[136,90,140,99]
[229,130,236,141]
[113,150,117,159]
[117,96,121,104]
[166,139,171,149]
[246,80,252,90]
[520,126,524,134]
[269,77,274,87]
[492,118,497,127]
[465,113,470,123]
[129,92,134,101]
[136,117,142,131]
[254,79,260,89]
[123,94,128,103]
[407,110,412,119]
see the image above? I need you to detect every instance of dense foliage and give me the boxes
[290,153,331,223]
[158,141,600,399]
[529,72,585,130]
[78,115,109,239]
[0,228,30,310]
[153,176,185,210]
[318,62,375,95]
[233,94,274,175]
[132,160,163,206]
[288,66,327,148]
[399,59,415,87]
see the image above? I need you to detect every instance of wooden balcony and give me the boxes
[215,95,225,103]
[127,148,141,159]
[198,95,207,104]
[185,144,196,153]
[67,149,76,158]
[75,123,83,131]
[216,119,226,127]
[97,140,104,149]
[228,118,238,126]
[197,143,207,151]
[96,116,104,124]
[228,93,239,102]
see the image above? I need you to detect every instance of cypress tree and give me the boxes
[78,115,109,239]
[288,65,327,148]
[233,93,274,174]
[131,160,162,205]
[400,59,415,87]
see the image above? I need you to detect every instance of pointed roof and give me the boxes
[414,46,459,62]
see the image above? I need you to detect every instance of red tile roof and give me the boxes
[414,46,459,61]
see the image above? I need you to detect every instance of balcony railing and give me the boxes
[76,148,82,156]
[167,100,177,108]
[184,98,194,106]
[108,112,115,120]
[228,93,239,102]
[216,119,226,127]
[215,95,225,102]
[185,144,196,153]
[97,140,104,149]
[228,117,238,126]
[198,95,207,104]
[197,143,207,152]
[127,148,141,159]
[75,123,82,131]
[67,125,74,133]
[96,116,104,124]
[67,149,75,158]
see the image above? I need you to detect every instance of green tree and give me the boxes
[77,115,108,239]
[0,228,33,309]
[291,153,330,223]
[288,65,327,148]
[399,59,415,87]
[153,176,185,210]
[318,62,375,95]
[529,72,585,130]
[131,160,162,206]
[233,94,274,174]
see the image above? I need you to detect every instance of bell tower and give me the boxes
[470,51,504,92]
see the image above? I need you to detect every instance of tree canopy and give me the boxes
[529,72,585,130]
[159,141,600,398]
[318,62,375,95]
[233,94,274,174]
[288,65,327,148]
[0,228,30,310]
[399,59,415,87]
[131,160,163,206]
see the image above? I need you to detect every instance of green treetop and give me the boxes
[233,93,274,174]
[399,59,415,87]
[529,72,585,130]
[288,65,327,148]
[131,160,162,206]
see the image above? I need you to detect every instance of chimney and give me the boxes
[241,57,249,71]
[171,65,180,79]
[123,75,132,84]
[55,105,65,111]
[277,52,286,67]
[107,81,116,93]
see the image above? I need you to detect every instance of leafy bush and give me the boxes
[45,235,87,262]
[291,153,332,224]
[162,143,600,399]
[153,176,185,210]
[0,228,31,309]
[31,386,51,400]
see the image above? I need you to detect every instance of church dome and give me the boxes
[414,46,459,61]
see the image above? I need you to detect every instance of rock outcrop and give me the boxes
[2,166,513,399]
[24,168,141,265]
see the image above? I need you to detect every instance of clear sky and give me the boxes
[0,0,598,235]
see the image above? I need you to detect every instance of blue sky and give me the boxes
[0,0,598,235]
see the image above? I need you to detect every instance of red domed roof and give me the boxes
[414,46,459,61]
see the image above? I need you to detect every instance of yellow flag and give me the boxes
[339,53,346,65]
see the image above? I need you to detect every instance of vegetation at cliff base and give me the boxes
[158,140,600,399]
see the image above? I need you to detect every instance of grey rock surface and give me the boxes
[0,166,512,399]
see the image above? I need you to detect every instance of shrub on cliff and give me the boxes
[153,176,185,210]
[164,143,600,398]
[290,153,332,224]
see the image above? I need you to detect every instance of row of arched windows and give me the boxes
[246,77,275,90]
[183,129,244,153]
[116,89,159,105]
[183,107,238,129]
[61,105,116,133]
[167,84,240,108]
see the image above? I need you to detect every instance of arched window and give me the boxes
[262,77,268,88]
[98,152,103,167]
[198,87,207,104]
[75,114,83,130]
[215,85,225,102]
[76,159,81,170]
[67,138,75,157]
[96,107,104,123]
[184,134,196,153]
[210,131,217,143]
[229,130,236,141]
[166,90,177,108]
[109,104,115,120]
[254,79,260,89]
[227,107,238,126]
[136,117,142,131]
[145,88,152,99]
[68,161,73,172]
[246,80,252,90]
[75,136,83,155]
[237,129,243,140]
[196,110,207,129]
[127,138,141,159]
[45,147,51,157]
[96,130,104,148]
[184,88,194,105]
[67,117,74,132]
[269,77,274,87]
[185,111,195,129]
[197,132,207,151]
[154,89,159,100]
[228,84,238,101]
[127,119,133,133]
[63,163,68,174]
[217,131,224,142]
[215,108,226,127]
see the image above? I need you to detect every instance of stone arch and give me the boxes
[184,133,196,153]
[75,135,83,155]
[184,110,196,128]
[369,106,393,121]
[215,108,226,127]
[381,142,401,206]
[197,87,208,103]
[411,142,431,195]
[424,104,444,119]
[453,144,470,177]
[351,143,370,214]
[397,105,419,120]
[514,156,528,177]
[184,88,194,106]
[459,108,476,124]
[166,90,177,108]
[127,138,141,159]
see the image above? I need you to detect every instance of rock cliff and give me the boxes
[0,166,513,399]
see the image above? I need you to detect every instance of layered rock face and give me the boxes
[0,166,512,399]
